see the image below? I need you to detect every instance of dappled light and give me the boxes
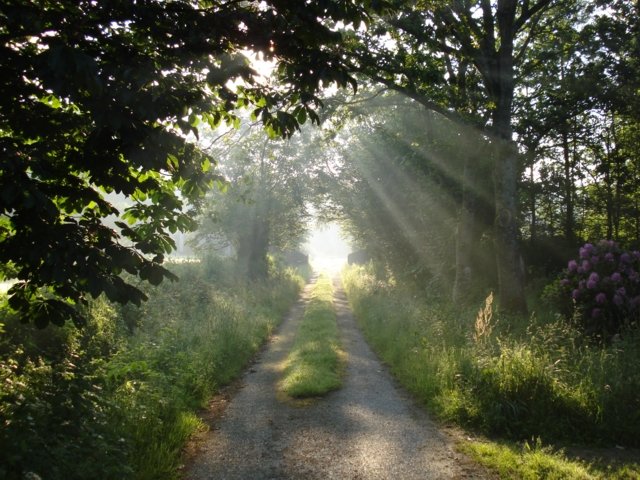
[2,1,640,479]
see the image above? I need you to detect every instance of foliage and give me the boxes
[316,93,494,295]
[0,0,369,327]
[553,240,640,337]
[0,259,304,479]
[460,439,640,480]
[342,264,640,448]
[280,274,343,398]
[195,126,315,278]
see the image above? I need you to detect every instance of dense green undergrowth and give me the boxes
[281,273,343,397]
[342,264,640,478]
[0,257,304,480]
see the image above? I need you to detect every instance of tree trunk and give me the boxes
[561,128,575,243]
[486,43,527,312]
[237,206,270,279]
[453,156,479,303]
[529,161,537,244]
[492,136,527,313]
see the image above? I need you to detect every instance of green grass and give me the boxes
[460,440,640,480]
[280,274,344,398]
[0,257,305,480]
[341,264,640,478]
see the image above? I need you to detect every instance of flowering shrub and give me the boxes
[558,240,640,336]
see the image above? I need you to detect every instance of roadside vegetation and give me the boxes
[342,264,640,479]
[0,257,304,480]
[281,274,344,398]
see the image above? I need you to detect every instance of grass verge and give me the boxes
[460,439,640,479]
[0,257,305,480]
[280,273,344,398]
[341,264,640,479]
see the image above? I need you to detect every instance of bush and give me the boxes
[553,240,640,338]
[0,257,305,480]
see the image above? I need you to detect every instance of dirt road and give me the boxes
[182,275,490,479]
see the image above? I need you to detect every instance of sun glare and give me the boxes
[304,222,352,274]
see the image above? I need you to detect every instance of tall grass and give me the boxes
[0,257,305,480]
[342,265,640,446]
[280,274,343,397]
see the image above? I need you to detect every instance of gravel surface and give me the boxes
[183,275,491,480]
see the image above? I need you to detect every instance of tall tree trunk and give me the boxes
[561,128,575,243]
[489,27,527,314]
[492,135,527,313]
[529,161,537,244]
[453,155,479,303]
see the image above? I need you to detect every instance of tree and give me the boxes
[341,0,561,312]
[195,126,313,278]
[0,0,370,327]
[316,91,494,295]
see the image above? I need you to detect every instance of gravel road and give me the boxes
[182,275,491,480]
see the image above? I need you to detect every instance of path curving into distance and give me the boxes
[182,275,491,480]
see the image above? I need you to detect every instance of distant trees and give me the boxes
[195,128,313,278]
[0,1,369,326]
[516,0,640,263]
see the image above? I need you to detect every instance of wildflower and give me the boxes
[621,252,631,264]
[605,252,615,262]
[591,308,602,318]
[586,272,599,289]
[582,260,591,272]
[568,260,578,272]
[595,292,607,304]
[572,289,581,299]
[616,287,626,297]
[611,272,622,283]
[613,294,624,306]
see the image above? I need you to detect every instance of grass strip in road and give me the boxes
[281,274,344,398]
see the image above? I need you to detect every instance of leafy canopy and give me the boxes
[0,0,371,327]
